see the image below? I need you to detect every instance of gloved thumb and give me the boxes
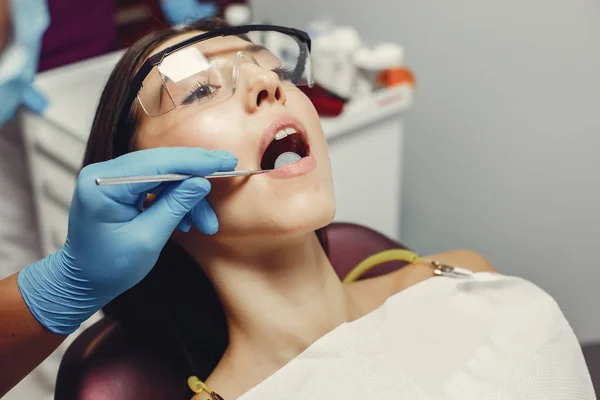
[130,177,214,240]
[176,197,219,234]
[23,84,49,115]
[190,197,219,235]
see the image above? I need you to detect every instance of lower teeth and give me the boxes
[274,152,302,168]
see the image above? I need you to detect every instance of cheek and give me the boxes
[286,90,320,125]
[208,176,336,236]
[285,91,328,148]
[135,106,246,153]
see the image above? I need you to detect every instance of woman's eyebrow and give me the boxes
[244,44,269,53]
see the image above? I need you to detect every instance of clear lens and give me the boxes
[137,30,312,116]
[137,67,176,117]
[246,30,313,87]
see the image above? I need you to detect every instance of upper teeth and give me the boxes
[274,127,298,141]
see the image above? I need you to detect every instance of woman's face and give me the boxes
[135,31,335,241]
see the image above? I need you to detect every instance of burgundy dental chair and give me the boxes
[54,222,413,400]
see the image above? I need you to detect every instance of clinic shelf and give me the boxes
[321,85,413,141]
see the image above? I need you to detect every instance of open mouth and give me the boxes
[260,127,310,170]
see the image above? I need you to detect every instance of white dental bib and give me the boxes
[236,273,595,400]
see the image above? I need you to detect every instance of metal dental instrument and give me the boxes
[95,169,271,186]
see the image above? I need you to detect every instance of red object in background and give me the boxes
[376,67,415,88]
[114,0,169,49]
[38,0,257,72]
[39,0,170,72]
[39,0,117,71]
[112,1,254,49]
[299,84,347,117]
[114,0,251,48]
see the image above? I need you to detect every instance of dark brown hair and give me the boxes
[83,18,328,385]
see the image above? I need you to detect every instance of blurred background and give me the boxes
[2,0,600,398]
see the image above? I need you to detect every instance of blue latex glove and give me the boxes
[18,147,237,335]
[0,0,50,125]
[160,0,217,26]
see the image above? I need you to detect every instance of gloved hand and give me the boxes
[160,0,217,26]
[18,147,237,335]
[0,0,50,125]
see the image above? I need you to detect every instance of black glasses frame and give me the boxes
[124,24,312,115]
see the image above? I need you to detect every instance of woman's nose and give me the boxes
[238,64,287,112]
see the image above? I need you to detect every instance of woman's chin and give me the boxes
[174,188,336,244]
[216,203,335,239]
[273,203,336,235]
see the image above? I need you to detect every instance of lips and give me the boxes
[258,116,311,169]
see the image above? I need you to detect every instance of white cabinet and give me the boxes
[20,51,412,256]
[321,86,411,241]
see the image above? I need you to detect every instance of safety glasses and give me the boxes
[126,25,313,117]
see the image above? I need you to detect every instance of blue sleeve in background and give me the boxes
[160,0,218,27]
[0,0,50,125]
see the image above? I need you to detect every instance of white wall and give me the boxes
[252,0,600,343]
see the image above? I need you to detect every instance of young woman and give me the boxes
[82,18,594,400]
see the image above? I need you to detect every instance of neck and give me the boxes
[184,232,361,368]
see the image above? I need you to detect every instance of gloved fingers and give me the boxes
[161,0,217,25]
[109,147,237,177]
[176,198,218,234]
[177,212,193,232]
[129,177,211,242]
[22,84,49,115]
[146,182,169,195]
[78,148,237,207]
[136,183,167,210]
[190,197,219,235]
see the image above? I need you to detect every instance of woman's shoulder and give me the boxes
[397,249,559,302]
[422,248,498,274]
[351,249,560,314]
[414,249,558,300]
[351,249,495,294]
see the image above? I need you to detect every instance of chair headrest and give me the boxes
[56,316,189,400]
